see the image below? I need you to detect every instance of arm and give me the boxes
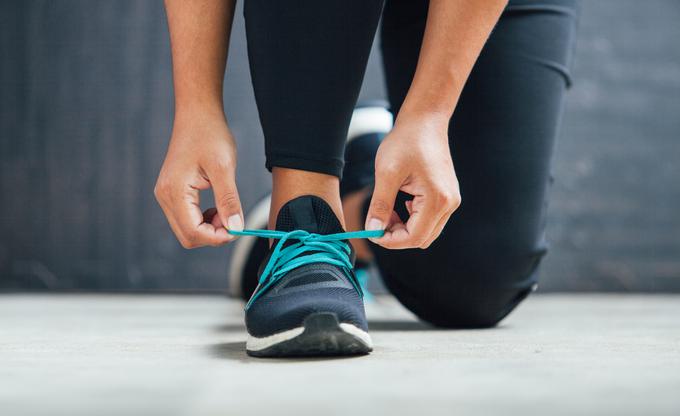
[155,0,243,249]
[366,0,508,249]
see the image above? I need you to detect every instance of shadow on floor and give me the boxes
[207,321,505,361]
[207,341,371,363]
[213,320,436,333]
[207,341,251,363]
[368,320,436,331]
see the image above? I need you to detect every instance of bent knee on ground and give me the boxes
[377,248,543,329]
[410,283,536,329]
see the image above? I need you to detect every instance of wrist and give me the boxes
[396,76,459,130]
[173,101,227,126]
[394,108,450,133]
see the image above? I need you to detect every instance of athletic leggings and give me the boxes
[244,0,579,327]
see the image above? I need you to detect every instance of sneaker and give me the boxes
[242,195,374,357]
[228,103,392,301]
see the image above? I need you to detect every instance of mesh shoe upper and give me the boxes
[244,195,369,338]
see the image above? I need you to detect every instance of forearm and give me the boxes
[398,0,507,127]
[164,0,235,119]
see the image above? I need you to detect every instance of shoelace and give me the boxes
[228,229,384,309]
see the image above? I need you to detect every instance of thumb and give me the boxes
[365,166,402,232]
[207,165,244,232]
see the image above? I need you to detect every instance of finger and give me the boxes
[405,199,413,216]
[382,195,439,249]
[205,162,244,232]
[157,200,186,245]
[174,185,233,248]
[420,210,450,249]
[365,164,404,234]
[372,195,452,249]
[156,187,195,244]
[368,210,403,244]
[420,193,461,248]
[371,211,412,249]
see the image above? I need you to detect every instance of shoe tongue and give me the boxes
[275,195,344,234]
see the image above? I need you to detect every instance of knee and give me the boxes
[411,282,535,329]
[384,251,542,329]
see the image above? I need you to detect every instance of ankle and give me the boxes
[270,167,345,230]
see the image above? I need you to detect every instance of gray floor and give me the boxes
[1,294,679,416]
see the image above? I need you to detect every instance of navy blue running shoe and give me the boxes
[240,195,376,357]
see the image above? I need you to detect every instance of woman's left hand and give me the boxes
[365,115,461,249]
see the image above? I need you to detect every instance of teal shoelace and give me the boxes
[228,229,384,309]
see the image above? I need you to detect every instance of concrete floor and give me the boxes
[1,294,679,416]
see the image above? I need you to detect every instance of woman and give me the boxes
[155,0,578,357]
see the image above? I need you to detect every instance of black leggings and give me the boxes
[245,0,579,327]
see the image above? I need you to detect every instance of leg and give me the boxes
[372,0,579,327]
[244,0,384,225]
[240,0,386,357]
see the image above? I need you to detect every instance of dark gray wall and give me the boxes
[546,1,680,290]
[1,0,679,291]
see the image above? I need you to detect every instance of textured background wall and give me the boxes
[1,0,678,291]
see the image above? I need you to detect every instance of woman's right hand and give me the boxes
[154,110,244,248]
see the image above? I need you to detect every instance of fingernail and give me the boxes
[227,214,244,232]
[366,218,383,231]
